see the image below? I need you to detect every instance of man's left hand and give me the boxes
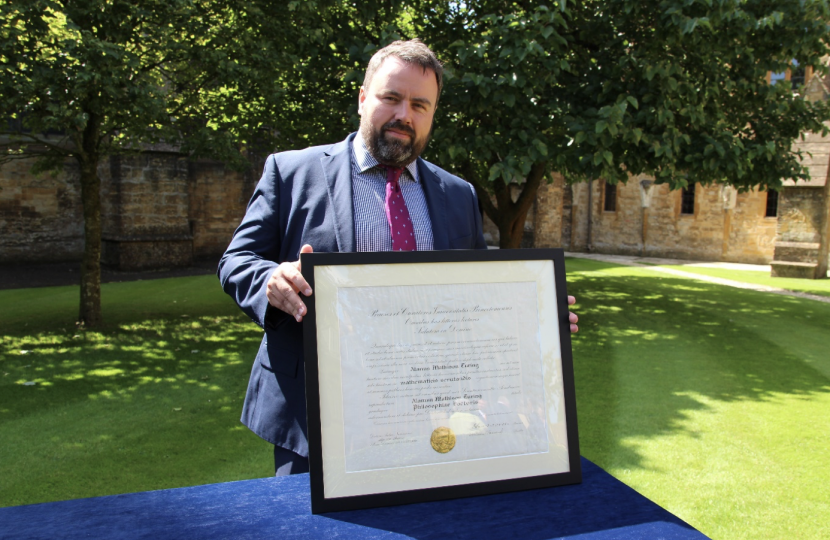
[568,295,578,333]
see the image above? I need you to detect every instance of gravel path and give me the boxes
[566,252,830,304]
[2,252,827,305]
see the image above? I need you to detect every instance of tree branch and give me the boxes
[512,161,547,220]
[491,174,512,223]
[0,131,75,157]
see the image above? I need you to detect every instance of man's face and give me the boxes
[358,56,438,168]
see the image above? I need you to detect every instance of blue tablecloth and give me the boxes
[0,458,709,539]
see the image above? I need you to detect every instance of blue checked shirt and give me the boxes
[351,133,434,252]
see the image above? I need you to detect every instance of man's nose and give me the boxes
[392,100,413,124]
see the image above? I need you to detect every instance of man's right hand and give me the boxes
[266,244,314,322]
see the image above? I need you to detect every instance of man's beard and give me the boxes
[361,119,430,168]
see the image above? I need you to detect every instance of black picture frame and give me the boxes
[302,248,580,514]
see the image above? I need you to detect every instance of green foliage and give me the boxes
[426,4,572,184]
[428,0,830,189]
[244,0,413,150]
[0,0,291,167]
[412,0,830,246]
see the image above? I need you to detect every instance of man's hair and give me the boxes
[362,39,443,101]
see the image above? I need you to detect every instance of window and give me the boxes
[790,61,806,89]
[681,183,695,215]
[770,71,787,85]
[769,59,812,90]
[603,181,617,212]
[765,190,779,218]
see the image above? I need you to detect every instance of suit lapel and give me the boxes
[321,135,356,253]
[418,159,450,250]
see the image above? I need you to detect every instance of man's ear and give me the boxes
[358,86,366,115]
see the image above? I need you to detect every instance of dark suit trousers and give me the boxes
[274,445,309,476]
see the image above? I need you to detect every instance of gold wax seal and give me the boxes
[430,426,456,454]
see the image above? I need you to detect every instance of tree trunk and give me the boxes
[77,115,102,326]
[466,161,547,249]
[496,208,530,249]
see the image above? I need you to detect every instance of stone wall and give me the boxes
[771,186,827,277]
[772,128,830,278]
[777,187,824,244]
[1,148,825,271]
[533,174,566,249]
[722,189,779,263]
[102,154,190,238]
[101,153,193,270]
[0,153,256,269]
[188,159,259,259]
[0,159,84,263]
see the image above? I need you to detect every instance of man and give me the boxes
[219,39,578,475]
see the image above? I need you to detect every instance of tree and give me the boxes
[6,0,828,299]
[245,0,411,149]
[412,0,830,248]
[0,0,290,325]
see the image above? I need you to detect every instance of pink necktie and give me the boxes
[383,166,416,251]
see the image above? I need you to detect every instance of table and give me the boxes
[0,458,709,539]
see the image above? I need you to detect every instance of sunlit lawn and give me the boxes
[661,264,830,298]
[0,276,272,507]
[568,259,830,540]
[2,263,829,540]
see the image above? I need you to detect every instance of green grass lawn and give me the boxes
[2,265,829,539]
[661,264,830,298]
[568,258,830,540]
[0,276,272,507]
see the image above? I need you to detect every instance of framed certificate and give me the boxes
[301,248,580,513]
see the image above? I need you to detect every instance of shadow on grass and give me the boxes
[0,276,275,506]
[566,260,830,473]
[1,315,261,418]
[0,275,263,416]
[0,313,272,506]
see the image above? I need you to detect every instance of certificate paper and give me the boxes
[339,281,547,472]
[303,250,580,513]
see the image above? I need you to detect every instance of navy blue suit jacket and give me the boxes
[218,133,486,456]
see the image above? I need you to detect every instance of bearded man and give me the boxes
[219,39,578,475]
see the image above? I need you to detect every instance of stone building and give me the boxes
[491,137,829,278]
[485,174,781,263]
[487,69,830,278]
[514,174,780,264]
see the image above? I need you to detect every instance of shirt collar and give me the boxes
[353,131,420,183]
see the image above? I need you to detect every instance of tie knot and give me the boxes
[382,165,404,185]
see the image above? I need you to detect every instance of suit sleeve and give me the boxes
[217,155,289,329]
